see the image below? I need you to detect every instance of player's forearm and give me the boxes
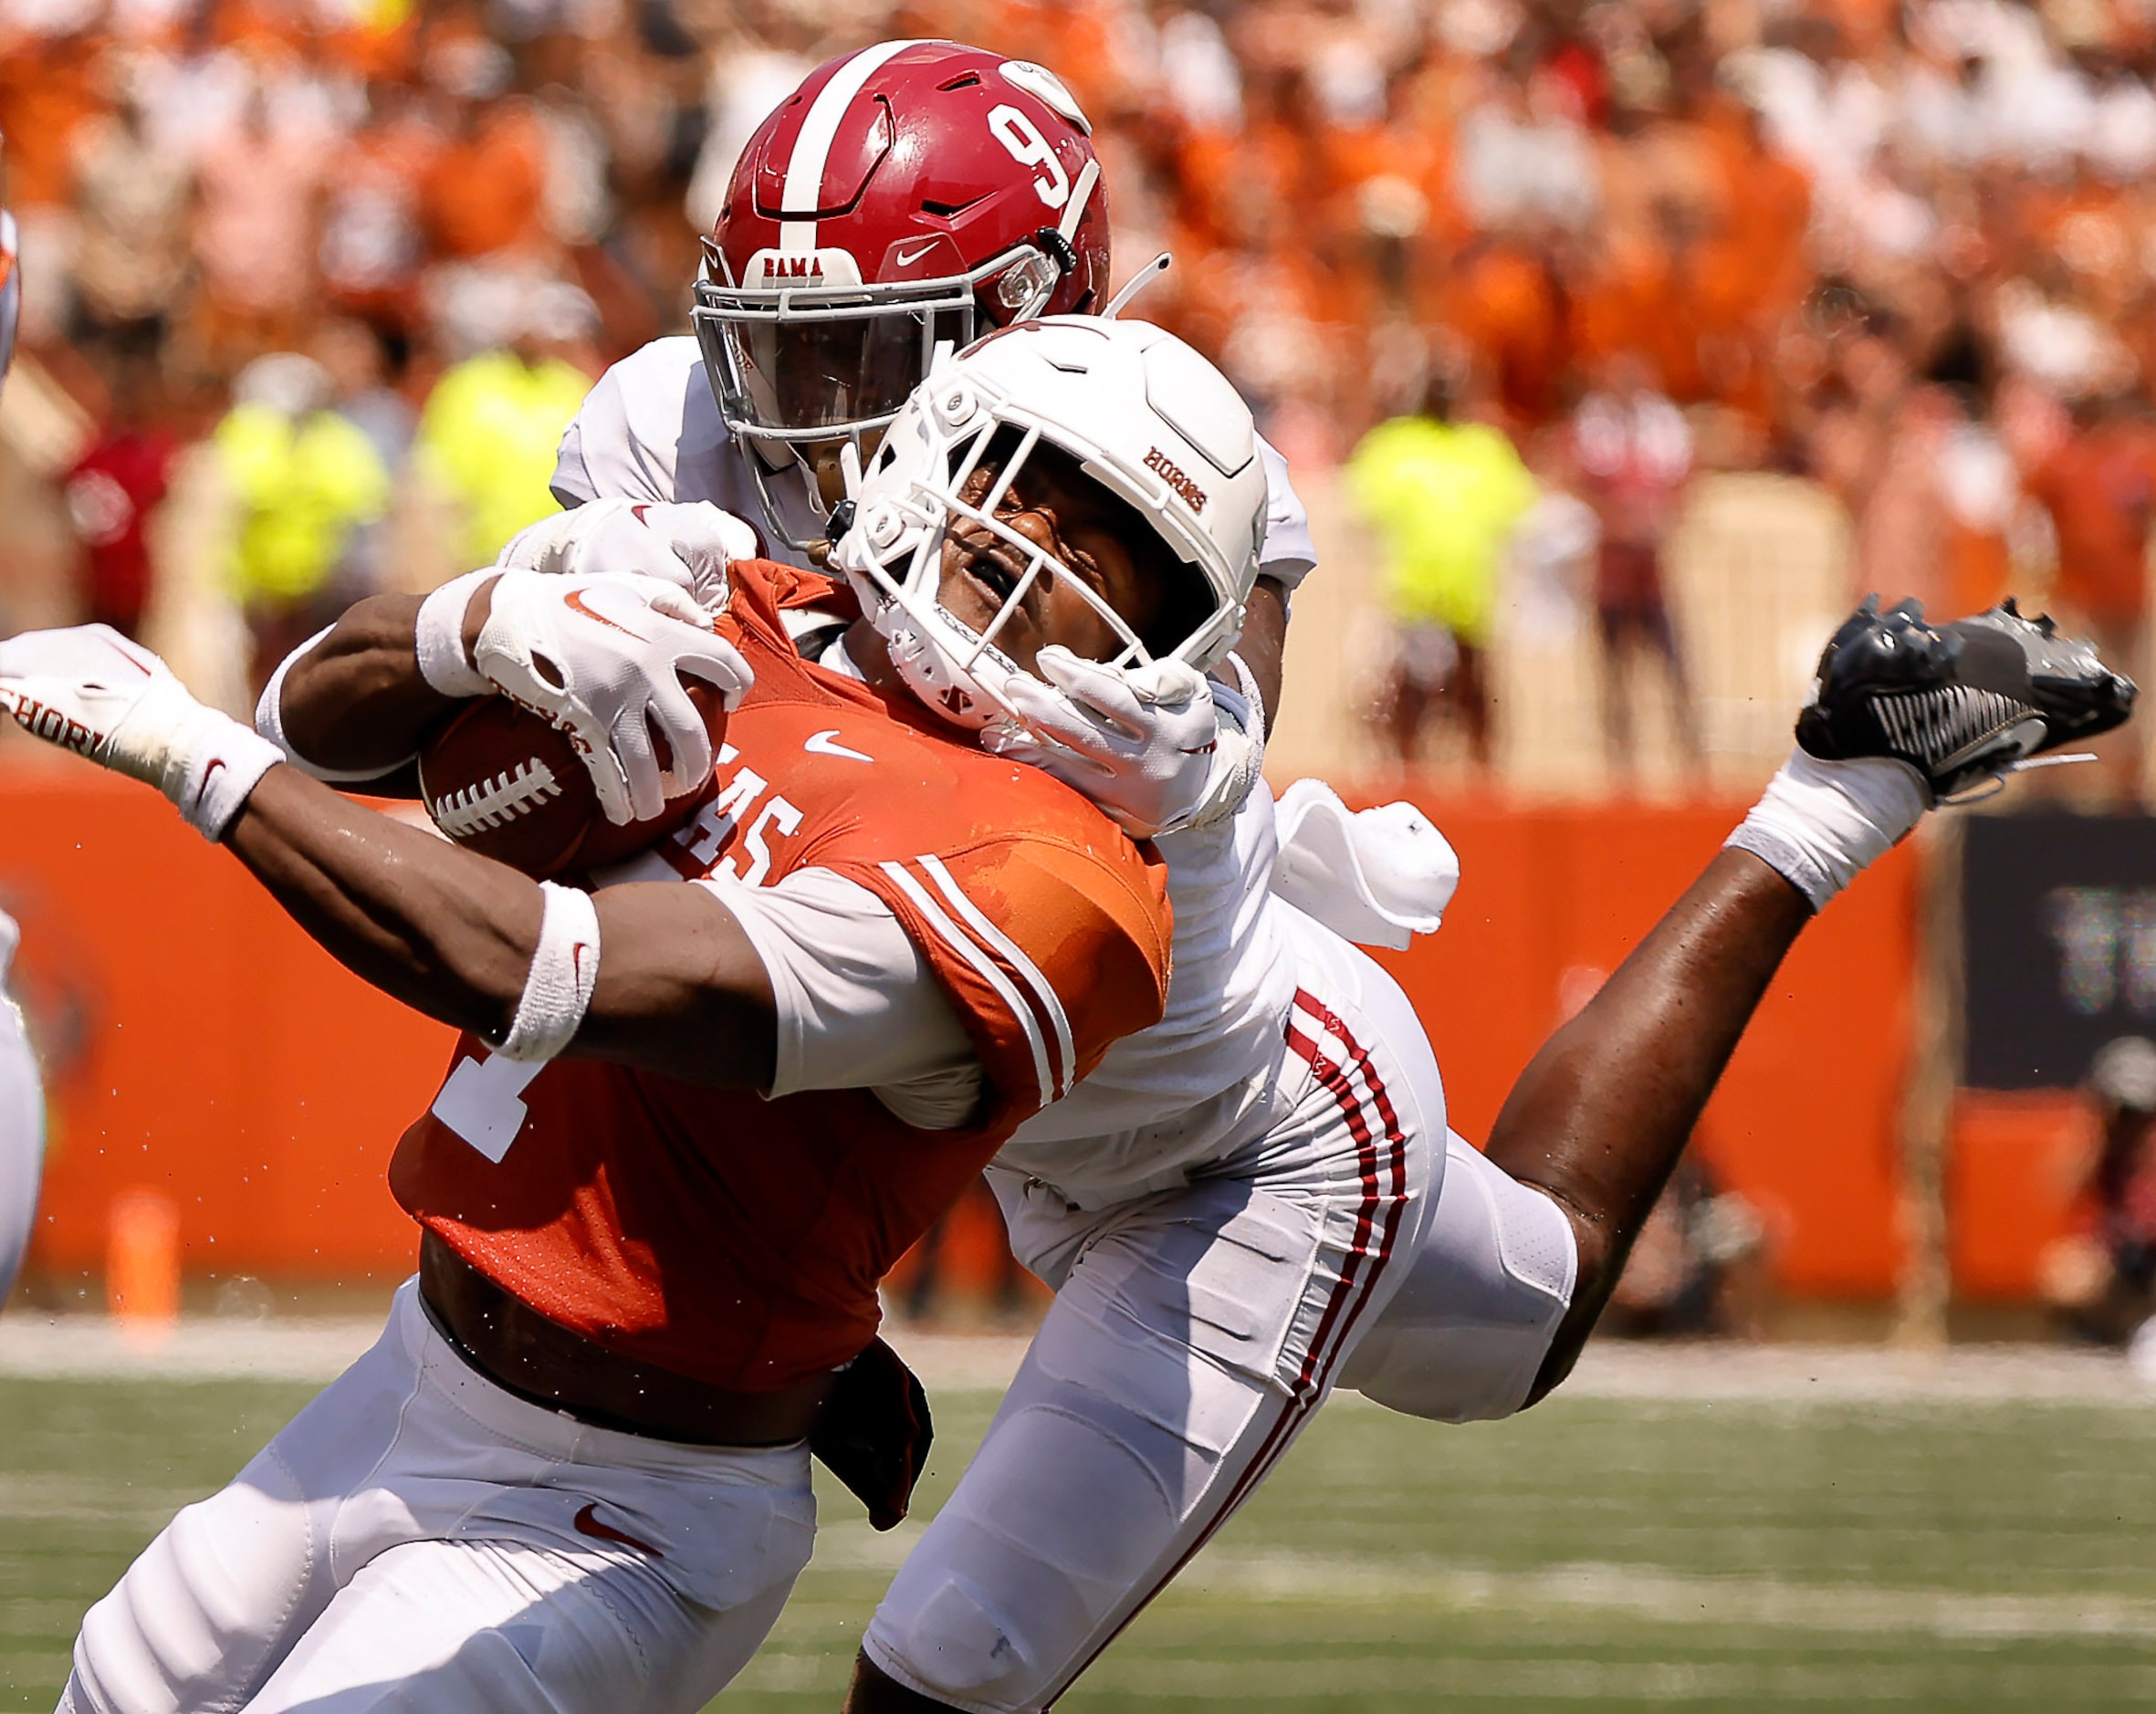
[277,585,496,773]
[1238,577,1288,723]
[223,768,779,1085]
[225,765,541,1040]
[1483,849,1809,1395]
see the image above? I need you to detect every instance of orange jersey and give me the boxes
[390,560,1173,1389]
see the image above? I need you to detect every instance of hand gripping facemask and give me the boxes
[827,316,1269,737]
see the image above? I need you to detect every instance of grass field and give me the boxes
[5,1342,2156,1711]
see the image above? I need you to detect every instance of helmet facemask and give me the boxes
[693,155,1102,550]
[831,358,1236,738]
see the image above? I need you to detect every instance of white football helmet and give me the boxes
[828,316,1266,733]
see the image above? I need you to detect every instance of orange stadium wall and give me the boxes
[4,766,453,1282]
[1347,791,1921,1298]
[0,764,2062,1301]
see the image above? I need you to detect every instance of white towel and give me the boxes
[1271,779,1459,951]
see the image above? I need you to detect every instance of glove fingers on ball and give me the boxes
[638,672,715,799]
[597,700,667,825]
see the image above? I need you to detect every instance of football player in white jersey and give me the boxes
[460,41,2143,1714]
[504,313,2136,1713]
[0,175,43,1312]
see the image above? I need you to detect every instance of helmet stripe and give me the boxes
[779,38,914,254]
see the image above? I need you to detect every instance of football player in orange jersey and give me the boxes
[0,321,1269,1714]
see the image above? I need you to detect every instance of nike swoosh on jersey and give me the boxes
[804,729,874,763]
[572,1502,665,1558]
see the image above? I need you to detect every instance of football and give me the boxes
[417,688,725,879]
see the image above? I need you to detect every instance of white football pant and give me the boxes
[0,913,44,1306]
[863,915,1575,1714]
[61,1280,816,1714]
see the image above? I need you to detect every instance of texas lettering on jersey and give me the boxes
[391,559,1173,1391]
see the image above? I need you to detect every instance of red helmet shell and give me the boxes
[712,40,1109,319]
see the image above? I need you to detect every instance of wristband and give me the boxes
[256,627,411,783]
[169,724,285,842]
[496,882,602,1063]
[415,570,494,700]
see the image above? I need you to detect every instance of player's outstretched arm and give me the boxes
[226,767,778,1084]
[0,625,779,1085]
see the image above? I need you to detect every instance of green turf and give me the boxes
[4,1375,2154,1709]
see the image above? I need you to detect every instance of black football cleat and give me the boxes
[1795,596,2137,800]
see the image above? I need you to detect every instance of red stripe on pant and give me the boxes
[1286,991,1412,1382]
[1039,997,1410,1709]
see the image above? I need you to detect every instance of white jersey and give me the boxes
[994,788,1299,1199]
[550,337,1320,591]
[552,336,1322,1199]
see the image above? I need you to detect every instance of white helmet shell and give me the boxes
[831,316,1267,733]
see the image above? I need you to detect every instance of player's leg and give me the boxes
[239,1533,798,1714]
[1336,1127,1577,1424]
[60,1290,435,1713]
[850,928,1440,1714]
[225,1302,818,1714]
[1482,844,1807,1405]
[1491,599,2138,1404]
[64,1280,816,1713]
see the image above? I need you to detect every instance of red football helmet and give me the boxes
[692,39,1110,542]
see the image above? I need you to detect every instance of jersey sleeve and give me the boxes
[829,835,1173,1121]
[697,864,985,1128]
[550,338,706,507]
[1256,433,1319,592]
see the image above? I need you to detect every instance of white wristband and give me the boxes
[1725,748,1928,913]
[167,719,285,842]
[256,626,413,783]
[496,882,602,1063]
[415,570,494,699]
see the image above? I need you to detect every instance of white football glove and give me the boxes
[473,569,754,826]
[0,624,283,840]
[982,648,1262,839]
[497,497,759,611]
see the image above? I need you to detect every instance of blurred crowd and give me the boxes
[3,0,2156,789]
